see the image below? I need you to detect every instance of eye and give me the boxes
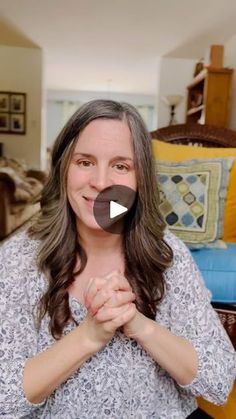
[77,160,93,167]
[114,164,129,172]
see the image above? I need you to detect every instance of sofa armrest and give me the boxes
[0,173,16,194]
[0,181,14,239]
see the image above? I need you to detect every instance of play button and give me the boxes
[93,185,141,234]
[110,201,128,219]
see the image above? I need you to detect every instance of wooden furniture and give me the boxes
[204,45,224,69]
[151,123,236,147]
[186,68,233,128]
[151,123,236,349]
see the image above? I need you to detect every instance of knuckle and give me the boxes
[130,291,136,300]
[116,292,123,303]
[111,276,119,286]
[100,289,108,299]
[95,311,104,322]
[102,289,113,302]
[93,277,101,286]
[94,277,105,287]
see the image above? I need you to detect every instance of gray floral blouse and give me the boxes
[0,230,235,419]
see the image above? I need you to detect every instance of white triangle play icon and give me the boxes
[110,201,128,219]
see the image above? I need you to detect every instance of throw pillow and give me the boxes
[152,139,236,242]
[156,158,234,247]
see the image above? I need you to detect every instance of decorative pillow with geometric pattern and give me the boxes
[156,158,234,247]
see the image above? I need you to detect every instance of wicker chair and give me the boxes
[151,123,236,349]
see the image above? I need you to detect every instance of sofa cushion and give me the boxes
[156,158,234,248]
[190,244,236,303]
[152,139,236,242]
[0,157,26,176]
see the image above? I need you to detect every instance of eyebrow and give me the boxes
[73,152,134,162]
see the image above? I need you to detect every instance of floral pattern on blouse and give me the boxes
[0,230,235,419]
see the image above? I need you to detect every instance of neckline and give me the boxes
[68,293,87,311]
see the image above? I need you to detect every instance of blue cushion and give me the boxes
[190,244,236,303]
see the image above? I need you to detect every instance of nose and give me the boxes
[89,165,113,191]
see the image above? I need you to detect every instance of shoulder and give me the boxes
[163,228,192,262]
[164,228,189,256]
[0,230,46,305]
[0,229,40,268]
[162,229,207,296]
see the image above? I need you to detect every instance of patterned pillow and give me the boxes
[156,158,234,247]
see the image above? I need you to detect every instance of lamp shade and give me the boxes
[162,95,183,107]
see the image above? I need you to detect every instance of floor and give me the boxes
[198,381,236,418]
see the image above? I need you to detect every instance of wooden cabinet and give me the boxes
[186,68,233,128]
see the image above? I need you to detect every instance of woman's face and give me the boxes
[67,118,137,231]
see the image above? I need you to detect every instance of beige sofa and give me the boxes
[0,158,47,240]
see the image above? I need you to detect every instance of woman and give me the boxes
[0,99,235,418]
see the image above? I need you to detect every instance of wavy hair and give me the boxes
[29,99,173,339]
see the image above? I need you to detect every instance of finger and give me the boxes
[105,291,136,308]
[84,270,124,305]
[103,272,132,292]
[105,269,120,279]
[84,277,107,308]
[89,290,136,316]
[88,288,114,315]
[95,302,134,323]
[85,271,132,308]
[101,303,136,332]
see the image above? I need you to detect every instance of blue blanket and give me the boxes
[190,244,236,303]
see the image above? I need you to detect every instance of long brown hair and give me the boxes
[29,99,173,339]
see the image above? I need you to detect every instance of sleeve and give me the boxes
[0,237,47,417]
[166,237,236,405]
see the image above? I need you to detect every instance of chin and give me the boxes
[77,216,103,231]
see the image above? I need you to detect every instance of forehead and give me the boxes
[74,118,134,153]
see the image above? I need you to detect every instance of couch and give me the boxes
[0,157,47,240]
[151,123,236,349]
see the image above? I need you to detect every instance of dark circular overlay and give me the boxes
[93,185,141,234]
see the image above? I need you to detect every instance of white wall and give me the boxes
[225,35,236,130]
[157,57,196,128]
[0,45,44,169]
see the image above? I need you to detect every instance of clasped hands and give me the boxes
[82,270,148,350]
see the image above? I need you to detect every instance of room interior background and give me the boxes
[1,0,236,171]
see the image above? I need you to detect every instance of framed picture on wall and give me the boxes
[10,114,25,134]
[10,94,26,113]
[0,93,10,112]
[0,113,9,131]
[0,92,26,134]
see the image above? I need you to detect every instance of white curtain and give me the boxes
[62,101,81,126]
[136,105,155,130]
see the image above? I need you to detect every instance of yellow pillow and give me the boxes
[152,139,236,242]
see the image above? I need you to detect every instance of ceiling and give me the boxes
[1,0,236,94]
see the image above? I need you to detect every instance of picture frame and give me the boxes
[10,114,25,134]
[10,94,26,113]
[0,92,26,135]
[0,113,9,131]
[0,93,10,112]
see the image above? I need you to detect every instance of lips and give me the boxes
[83,196,117,203]
[84,197,95,202]
[83,197,110,213]
[84,197,107,203]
